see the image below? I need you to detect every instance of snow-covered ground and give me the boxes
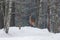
[0,26,60,40]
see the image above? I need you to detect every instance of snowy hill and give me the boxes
[0,26,60,40]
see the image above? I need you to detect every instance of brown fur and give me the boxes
[29,16,35,26]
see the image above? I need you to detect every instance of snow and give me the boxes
[0,26,60,40]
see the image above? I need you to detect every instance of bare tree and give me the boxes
[4,0,12,33]
[47,0,51,32]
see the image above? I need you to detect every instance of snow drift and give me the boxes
[0,26,60,40]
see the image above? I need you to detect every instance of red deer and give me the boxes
[29,16,35,27]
